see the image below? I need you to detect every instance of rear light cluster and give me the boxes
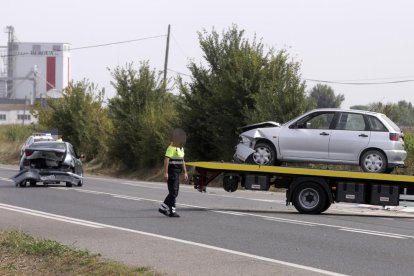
[25,150,33,157]
[23,159,30,167]
[389,133,401,141]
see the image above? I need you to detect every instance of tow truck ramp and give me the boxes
[187,162,414,214]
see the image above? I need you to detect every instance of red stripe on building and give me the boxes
[46,56,56,91]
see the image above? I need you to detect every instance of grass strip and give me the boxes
[0,230,159,275]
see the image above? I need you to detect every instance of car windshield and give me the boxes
[29,142,66,150]
[380,115,401,132]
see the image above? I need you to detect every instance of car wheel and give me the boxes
[292,182,327,214]
[247,143,276,166]
[360,150,387,173]
[29,180,36,187]
[77,171,83,187]
[19,181,27,188]
[65,182,73,187]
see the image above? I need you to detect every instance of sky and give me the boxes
[1,0,414,108]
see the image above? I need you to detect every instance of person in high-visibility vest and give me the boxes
[159,129,188,217]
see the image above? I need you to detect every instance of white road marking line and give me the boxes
[0,166,19,171]
[213,210,246,216]
[264,218,316,226]
[87,176,285,203]
[120,181,285,203]
[54,187,414,239]
[0,202,347,276]
[338,227,414,239]
[0,203,103,229]
[112,195,142,201]
[0,176,13,182]
[339,229,406,239]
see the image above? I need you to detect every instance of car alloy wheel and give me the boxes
[361,150,387,173]
[251,143,276,166]
[253,147,271,165]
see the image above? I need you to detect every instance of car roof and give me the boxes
[307,108,383,116]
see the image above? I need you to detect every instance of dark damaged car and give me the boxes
[13,141,84,187]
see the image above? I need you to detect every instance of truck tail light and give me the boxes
[389,133,400,141]
[25,150,33,157]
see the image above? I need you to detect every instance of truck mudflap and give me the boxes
[12,169,82,186]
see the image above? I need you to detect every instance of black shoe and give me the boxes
[169,212,180,217]
[158,208,170,217]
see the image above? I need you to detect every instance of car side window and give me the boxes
[300,113,335,129]
[336,113,366,131]
[368,116,388,132]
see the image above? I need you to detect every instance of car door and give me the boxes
[328,112,370,162]
[279,111,335,160]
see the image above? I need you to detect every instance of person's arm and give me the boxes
[183,160,188,181]
[164,157,169,181]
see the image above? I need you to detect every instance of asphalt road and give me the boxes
[1,165,414,276]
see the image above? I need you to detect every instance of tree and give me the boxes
[109,62,177,168]
[33,80,111,160]
[350,105,369,111]
[359,100,414,127]
[244,50,309,123]
[308,84,345,108]
[179,25,308,161]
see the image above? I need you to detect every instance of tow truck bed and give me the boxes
[187,162,414,214]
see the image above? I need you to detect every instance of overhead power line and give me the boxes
[167,68,191,77]
[0,34,166,57]
[304,78,414,85]
[70,34,166,51]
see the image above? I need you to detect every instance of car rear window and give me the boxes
[367,116,388,132]
[29,142,66,150]
[380,115,401,132]
[34,138,53,143]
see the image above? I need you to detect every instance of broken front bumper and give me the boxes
[234,143,255,162]
[12,169,82,186]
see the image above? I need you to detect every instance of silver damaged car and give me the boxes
[235,109,406,173]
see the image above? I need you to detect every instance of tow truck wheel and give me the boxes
[319,201,332,213]
[292,182,327,214]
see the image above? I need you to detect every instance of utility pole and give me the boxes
[163,24,171,90]
[6,26,15,98]
[33,65,38,105]
[22,96,27,126]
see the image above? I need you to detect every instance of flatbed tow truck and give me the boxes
[187,162,414,214]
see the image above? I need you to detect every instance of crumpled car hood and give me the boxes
[239,121,280,133]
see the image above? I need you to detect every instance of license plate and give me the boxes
[40,175,56,181]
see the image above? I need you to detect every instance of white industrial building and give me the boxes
[0,26,70,124]
[0,98,37,125]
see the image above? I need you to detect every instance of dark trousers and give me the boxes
[164,168,181,209]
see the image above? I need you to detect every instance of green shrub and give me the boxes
[1,125,34,143]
